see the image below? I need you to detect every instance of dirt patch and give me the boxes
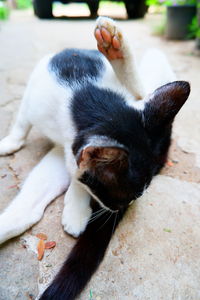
[161,139,200,183]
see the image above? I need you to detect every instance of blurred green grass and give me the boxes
[0,1,9,20]
[16,0,32,9]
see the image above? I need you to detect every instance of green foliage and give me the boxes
[188,16,200,38]
[16,0,32,9]
[146,0,161,5]
[146,0,197,6]
[0,1,9,20]
[164,0,196,5]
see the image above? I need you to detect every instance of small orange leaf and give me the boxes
[166,160,174,167]
[8,184,18,189]
[37,239,45,260]
[45,241,56,249]
[36,233,48,240]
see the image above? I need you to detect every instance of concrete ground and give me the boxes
[0,5,200,300]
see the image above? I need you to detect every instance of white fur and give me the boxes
[0,146,69,244]
[95,17,145,100]
[139,48,176,94]
[0,17,176,243]
[76,135,128,163]
[62,178,92,237]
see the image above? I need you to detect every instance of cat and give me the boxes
[0,17,190,300]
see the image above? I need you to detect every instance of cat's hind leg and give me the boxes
[0,89,32,156]
[94,17,145,100]
[0,146,69,245]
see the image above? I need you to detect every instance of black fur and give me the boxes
[71,85,152,158]
[40,202,126,300]
[71,84,172,210]
[40,48,190,300]
[49,49,105,85]
[71,85,153,209]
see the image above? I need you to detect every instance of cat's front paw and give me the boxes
[62,205,92,238]
[0,136,24,156]
[95,17,123,60]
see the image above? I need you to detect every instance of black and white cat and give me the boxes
[0,17,190,299]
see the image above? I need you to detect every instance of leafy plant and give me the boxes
[16,0,32,9]
[146,0,161,5]
[0,1,9,20]
[163,0,196,5]
[188,16,200,38]
[146,0,197,5]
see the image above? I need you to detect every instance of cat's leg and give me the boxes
[62,178,92,238]
[139,48,177,94]
[0,90,32,156]
[94,17,145,100]
[0,146,69,245]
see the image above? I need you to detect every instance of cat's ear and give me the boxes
[78,146,128,182]
[143,81,190,130]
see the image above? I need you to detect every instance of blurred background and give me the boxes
[0,0,199,48]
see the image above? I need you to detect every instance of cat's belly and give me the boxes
[34,117,65,145]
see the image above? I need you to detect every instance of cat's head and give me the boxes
[76,81,190,211]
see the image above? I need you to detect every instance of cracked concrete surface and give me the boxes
[0,7,200,300]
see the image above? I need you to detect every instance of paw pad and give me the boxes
[95,18,123,60]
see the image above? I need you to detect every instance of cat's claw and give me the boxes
[95,17,123,60]
[62,206,92,238]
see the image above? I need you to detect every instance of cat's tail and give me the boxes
[39,202,126,300]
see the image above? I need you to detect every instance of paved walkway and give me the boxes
[0,8,200,300]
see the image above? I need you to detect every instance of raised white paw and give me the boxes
[0,136,24,156]
[95,16,124,60]
[62,205,92,238]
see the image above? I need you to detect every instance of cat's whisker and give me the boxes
[97,211,113,231]
[91,208,105,217]
[89,210,106,222]
[88,214,105,225]
[87,209,107,224]
[90,208,105,219]
[111,211,118,237]
[88,213,104,223]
